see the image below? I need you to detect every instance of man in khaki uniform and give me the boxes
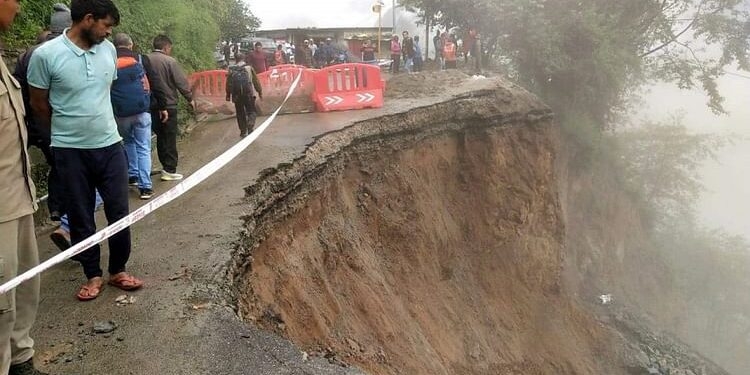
[0,1,47,374]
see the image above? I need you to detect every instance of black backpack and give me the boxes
[228,65,253,97]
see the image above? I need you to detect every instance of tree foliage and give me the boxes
[400,0,750,128]
[214,0,260,43]
[611,115,727,228]
[4,0,259,71]
[4,0,61,51]
[113,0,219,71]
[654,214,750,374]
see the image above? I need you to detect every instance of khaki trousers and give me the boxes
[0,215,39,372]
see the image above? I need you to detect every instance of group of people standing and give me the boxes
[1,1,194,373]
[389,31,424,74]
[387,27,482,74]
[299,38,343,68]
[433,27,481,72]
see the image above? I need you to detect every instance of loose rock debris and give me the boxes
[115,295,136,306]
[93,321,117,334]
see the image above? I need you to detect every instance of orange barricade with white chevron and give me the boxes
[257,65,317,114]
[189,63,385,115]
[312,63,385,112]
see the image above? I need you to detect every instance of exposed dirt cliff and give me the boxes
[228,73,731,375]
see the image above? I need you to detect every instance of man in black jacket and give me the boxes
[147,34,194,181]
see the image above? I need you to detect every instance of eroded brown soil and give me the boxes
[230,83,628,374]
[246,125,622,374]
[230,74,731,375]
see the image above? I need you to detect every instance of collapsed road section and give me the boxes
[228,73,732,375]
[231,75,597,374]
[29,71,732,375]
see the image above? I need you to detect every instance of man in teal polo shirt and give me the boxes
[28,0,143,301]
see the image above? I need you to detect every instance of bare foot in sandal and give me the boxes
[77,277,103,301]
[109,272,144,291]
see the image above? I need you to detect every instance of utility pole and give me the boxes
[392,0,396,30]
[373,1,384,56]
[425,19,430,61]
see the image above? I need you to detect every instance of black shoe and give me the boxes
[128,176,138,186]
[240,130,248,138]
[49,228,71,251]
[139,188,154,200]
[9,359,49,375]
[49,210,61,222]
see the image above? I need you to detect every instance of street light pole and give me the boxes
[392,0,396,30]
[379,7,382,56]
[373,1,384,57]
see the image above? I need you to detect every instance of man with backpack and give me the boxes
[226,53,263,138]
[111,33,166,200]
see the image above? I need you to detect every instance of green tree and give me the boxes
[4,0,63,52]
[3,0,260,71]
[399,0,750,129]
[611,115,727,228]
[113,0,221,71]
[214,0,260,43]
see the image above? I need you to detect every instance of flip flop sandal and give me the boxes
[108,274,144,291]
[77,284,101,301]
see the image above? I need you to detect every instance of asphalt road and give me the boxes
[29,75,500,374]
[31,110,377,375]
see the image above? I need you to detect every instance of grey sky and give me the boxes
[248,0,384,29]
[246,0,420,31]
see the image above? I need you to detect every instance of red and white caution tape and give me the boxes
[0,70,303,295]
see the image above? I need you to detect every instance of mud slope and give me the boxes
[229,82,626,375]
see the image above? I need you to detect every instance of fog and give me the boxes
[248,0,749,241]
[636,73,750,240]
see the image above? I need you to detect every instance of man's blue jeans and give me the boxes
[116,112,152,190]
[404,56,414,73]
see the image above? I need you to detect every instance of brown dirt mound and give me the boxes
[385,70,471,99]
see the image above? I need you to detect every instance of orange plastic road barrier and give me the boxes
[189,69,228,98]
[189,70,232,114]
[312,63,384,112]
[270,64,307,70]
[257,66,317,114]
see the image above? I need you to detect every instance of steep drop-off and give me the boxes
[228,75,729,375]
